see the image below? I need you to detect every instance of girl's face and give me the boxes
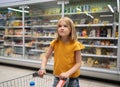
[57,20,71,38]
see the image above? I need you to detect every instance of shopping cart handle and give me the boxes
[56,78,67,87]
[33,72,39,77]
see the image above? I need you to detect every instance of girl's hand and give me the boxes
[59,72,69,79]
[38,69,46,78]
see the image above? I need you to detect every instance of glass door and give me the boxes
[24,1,62,62]
[0,6,25,58]
[64,0,118,71]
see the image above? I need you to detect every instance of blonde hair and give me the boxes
[56,17,77,42]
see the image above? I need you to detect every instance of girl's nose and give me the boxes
[61,26,64,29]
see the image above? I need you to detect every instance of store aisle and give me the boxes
[0,63,119,87]
[0,64,34,82]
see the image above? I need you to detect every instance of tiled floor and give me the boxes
[0,63,119,87]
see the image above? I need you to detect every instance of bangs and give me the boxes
[57,18,71,29]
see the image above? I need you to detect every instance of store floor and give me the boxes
[0,63,119,87]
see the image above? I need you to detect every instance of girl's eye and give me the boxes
[58,25,68,28]
[64,25,67,27]
[58,25,61,27]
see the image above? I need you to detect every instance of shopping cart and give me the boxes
[0,72,54,87]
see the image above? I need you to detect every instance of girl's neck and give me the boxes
[61,37,70,43]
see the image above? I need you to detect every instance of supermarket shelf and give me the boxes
[81,54,117,59]
[30,49,45,53]
[76,23,113,27]
[84,45,117,48]
[32,25,57,28]
[78,37,118,40]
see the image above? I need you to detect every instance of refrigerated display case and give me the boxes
[0,0,119,81]
[64,0,120,81]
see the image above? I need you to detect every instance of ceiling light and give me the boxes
[107,4,114,13]
[85,12,94,19]
[117,0,119,12]
[8,7,29,13]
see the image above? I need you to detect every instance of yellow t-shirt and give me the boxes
[50,39,85,78]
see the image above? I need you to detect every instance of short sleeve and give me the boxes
[74,41,85,51]
[50,39,56,48]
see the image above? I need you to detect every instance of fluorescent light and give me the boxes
[85,12,94,19]
[117,0,119,12]
[8,7,29,13]
[107,4,114,13]
[76,8,81,11]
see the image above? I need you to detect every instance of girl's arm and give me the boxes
[41,45,53,69]
[38,45,53,77]
[59,50,81,78]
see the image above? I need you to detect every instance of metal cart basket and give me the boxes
[0,72,54,87]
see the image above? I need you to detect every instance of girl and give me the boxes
[38,17,85,87]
